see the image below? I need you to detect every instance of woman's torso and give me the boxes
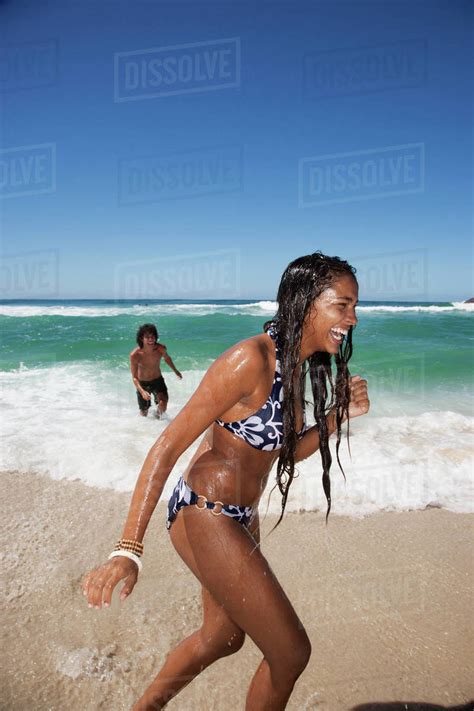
[184,330,304,507]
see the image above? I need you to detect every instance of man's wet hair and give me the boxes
[136,323,158,348]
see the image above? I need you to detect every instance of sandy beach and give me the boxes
[1,469,473,711]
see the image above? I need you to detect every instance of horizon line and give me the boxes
[0,297,469,304]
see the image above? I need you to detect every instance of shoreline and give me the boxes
[2,469,473,710]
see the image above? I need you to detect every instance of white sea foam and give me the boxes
[0,300,472,318]
[0,302,277,318]
[1,363,472,517]
[360,303,474,313]
[451,301,474,311]
[252,300,278,312]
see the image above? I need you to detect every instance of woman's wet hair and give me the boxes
[264,251,357,526]
[136,323,158,348]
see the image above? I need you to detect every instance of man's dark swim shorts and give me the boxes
[136,376,168,412]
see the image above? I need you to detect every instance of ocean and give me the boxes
[1,299,472,517]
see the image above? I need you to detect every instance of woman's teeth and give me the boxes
[330,328,348,343]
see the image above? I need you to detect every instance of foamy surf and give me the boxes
[0,302,277,318]
[1,362,472,517]
[0,300,472,318]
[359,302,474,313]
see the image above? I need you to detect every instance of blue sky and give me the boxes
[0,0,472,301]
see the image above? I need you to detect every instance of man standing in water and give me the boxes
[130,323,182,418]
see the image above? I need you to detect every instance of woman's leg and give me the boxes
[170,508,311,710]
[131,585,245,710]
[132,514,260,711]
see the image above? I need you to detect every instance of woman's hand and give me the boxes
[345,375,370,420]
[81,557,138,609]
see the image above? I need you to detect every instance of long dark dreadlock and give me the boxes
[264,251,357,526]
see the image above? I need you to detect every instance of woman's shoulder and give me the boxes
[218,332,272,369]
[204,333,272,396]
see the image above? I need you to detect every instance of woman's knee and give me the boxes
[198,624,245,661]
[274,629,312,681]
[220,627,246,657]
[294,631,312,673]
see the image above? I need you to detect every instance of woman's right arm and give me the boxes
[121,340,264,542]
[82,340,262,608]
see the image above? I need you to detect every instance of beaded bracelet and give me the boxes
[116,538,143,551]
[108,550,143,572]
[119,537,143,547]
[114,539,144,557]
[114,544,143,557]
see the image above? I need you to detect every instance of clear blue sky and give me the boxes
[1,0,472,301]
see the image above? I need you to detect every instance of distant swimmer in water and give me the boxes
[130,323,182,418]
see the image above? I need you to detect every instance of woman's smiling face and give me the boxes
[301,274,359,358]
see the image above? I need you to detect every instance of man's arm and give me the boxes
[162,346,182,379]
[130,352,151,399]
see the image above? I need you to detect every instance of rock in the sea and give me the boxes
[464,297,474,303]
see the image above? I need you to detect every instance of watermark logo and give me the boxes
[299,143,425,207]
[348,455,430,513]
[303,39,427,99]
[0,249,59,298]
[114,37,240,102]
[0,143,56,199]
[0,39,58,92]
[324,563,428,620]
[114,249,240,299]
[355,248,428,300]
[118,145,242,205]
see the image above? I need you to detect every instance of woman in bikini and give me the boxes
[82,251,370,710]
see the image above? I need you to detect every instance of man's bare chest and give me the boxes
[138,349,162,367]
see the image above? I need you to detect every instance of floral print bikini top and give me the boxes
[215,326,307,451]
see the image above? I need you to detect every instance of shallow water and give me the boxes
[1,299,472,515]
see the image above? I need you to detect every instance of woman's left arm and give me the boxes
[295,375,369,463]
[295,421,330,463]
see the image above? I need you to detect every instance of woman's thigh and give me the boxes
[169,507,307,667]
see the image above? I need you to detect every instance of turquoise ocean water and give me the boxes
[1,299,472,516]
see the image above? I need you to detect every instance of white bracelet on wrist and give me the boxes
[108,550,143,572]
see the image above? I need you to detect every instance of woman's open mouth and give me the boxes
[329,327,348,345]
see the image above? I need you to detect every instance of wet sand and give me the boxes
[1,470,473,710]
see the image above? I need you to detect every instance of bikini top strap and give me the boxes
[267,324,280,348]
[266,325,282,376]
